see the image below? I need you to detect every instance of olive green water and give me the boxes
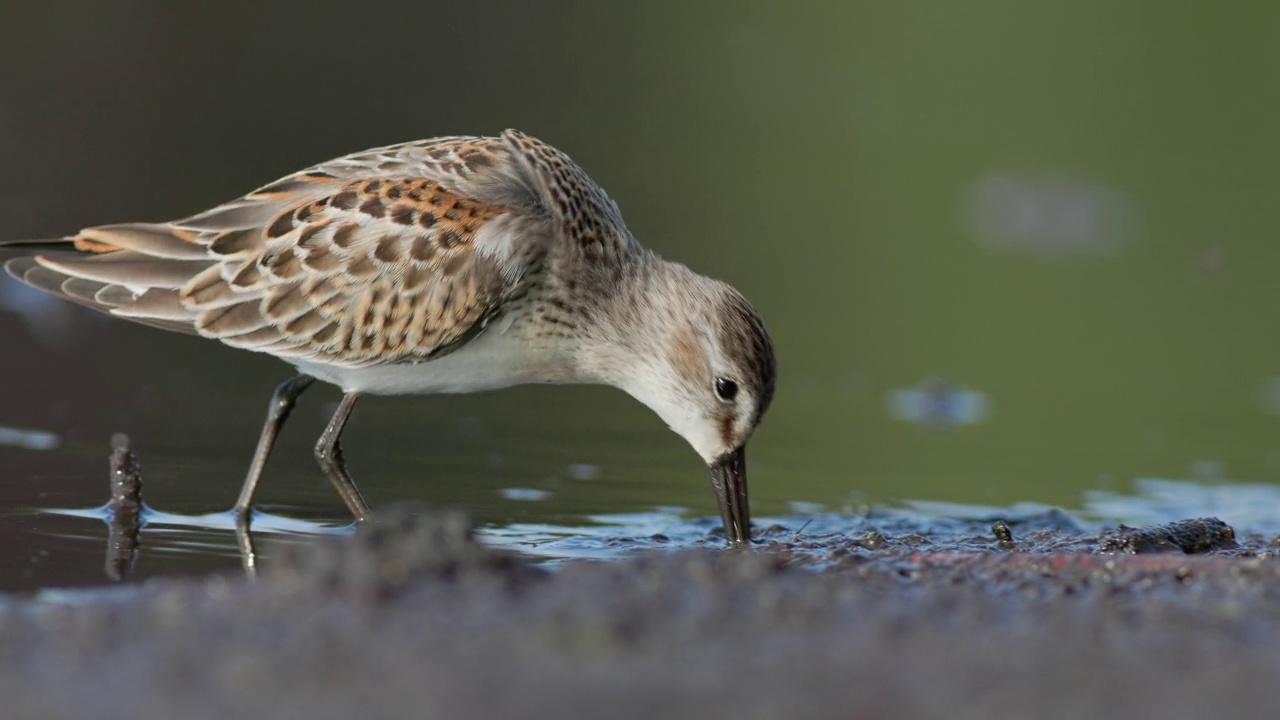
[0,2,1278,589]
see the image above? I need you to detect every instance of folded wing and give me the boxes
[4,136,544,366]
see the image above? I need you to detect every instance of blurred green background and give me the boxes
[1,1,1278,533]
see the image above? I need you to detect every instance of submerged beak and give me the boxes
[708,446,750,545]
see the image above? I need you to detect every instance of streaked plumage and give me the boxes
[3,129,776,544]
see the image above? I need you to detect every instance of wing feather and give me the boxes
[3,130,632,365]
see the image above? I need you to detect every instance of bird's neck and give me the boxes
[571,253,698,390]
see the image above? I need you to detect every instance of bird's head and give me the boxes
[603,264,776,544]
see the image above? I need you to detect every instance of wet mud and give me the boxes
[4,500,1280,720]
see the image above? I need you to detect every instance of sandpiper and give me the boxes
[3,130,776,544]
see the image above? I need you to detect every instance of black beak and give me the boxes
[708,446,750,545]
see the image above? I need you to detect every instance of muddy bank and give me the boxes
[1,508,1278,720]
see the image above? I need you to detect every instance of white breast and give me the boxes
[291,327,574,396]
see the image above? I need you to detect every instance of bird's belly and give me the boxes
[289,332,569,396]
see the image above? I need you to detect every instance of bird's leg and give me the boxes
[234,374,316,519]
[314,392,372,521]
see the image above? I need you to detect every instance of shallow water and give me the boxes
[6,435,1280,593]
[3,293,1280,591]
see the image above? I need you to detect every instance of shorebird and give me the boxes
[3,129,776,544]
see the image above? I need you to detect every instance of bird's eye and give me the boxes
[714,377,739,402]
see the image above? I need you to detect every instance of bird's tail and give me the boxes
[1,227,209,335]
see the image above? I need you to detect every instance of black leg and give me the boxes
[234,374,316,517]
[314,392,371,521]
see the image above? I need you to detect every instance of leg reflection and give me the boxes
[105,438,143,582]
[236,515,258,577]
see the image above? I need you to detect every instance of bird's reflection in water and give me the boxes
[72,437,355,581]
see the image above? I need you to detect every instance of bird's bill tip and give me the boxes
[708,445,750,545]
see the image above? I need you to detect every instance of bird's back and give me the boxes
[4,130,638,370]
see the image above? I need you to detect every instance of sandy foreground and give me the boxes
[0,504,1276,720]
